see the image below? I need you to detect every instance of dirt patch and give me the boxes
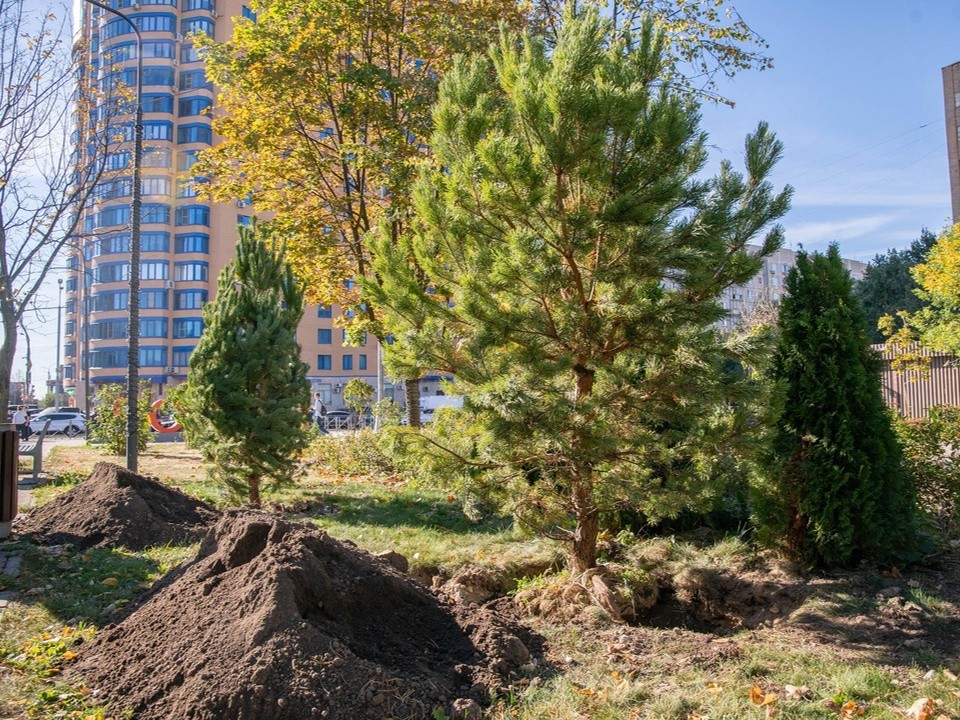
[16,462,216,551]
[70,511,541,720]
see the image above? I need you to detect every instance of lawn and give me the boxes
[3,440,959,719]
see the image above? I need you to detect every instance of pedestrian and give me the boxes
[12,406,28,440]
[312,393,329,435]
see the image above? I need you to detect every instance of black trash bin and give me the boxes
[0,423,18,535]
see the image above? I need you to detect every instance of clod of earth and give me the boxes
[15,462,217,550]
[69,510,539,720]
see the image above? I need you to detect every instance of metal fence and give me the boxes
[872,343,960,419]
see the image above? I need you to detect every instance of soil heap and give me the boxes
[17,462,216,550]
[72,511,535,720]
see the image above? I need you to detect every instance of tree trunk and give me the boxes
[405,378,421,428]
[0,306,18,418]
[248,475,261,508]
[570,479,599,575]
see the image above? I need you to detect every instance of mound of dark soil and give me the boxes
[71,511,537,720]
[17,462,216,551]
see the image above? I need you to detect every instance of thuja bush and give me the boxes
[894,405,960,538]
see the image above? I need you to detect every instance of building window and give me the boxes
[173,318,204,338]
[178,95,212,118]
[141,177,171,196]
[359,354,367,370]
[171,346,194,367]
[66,298,77,314]
[141,202,171,224]
[317,306,332,318]
[174,261,208,281]
[65,320,76,336]
[143,40,175,57]
[143,146,172,168]
[65,277,78,292]
[91,318,128,340]
[92,291,127,311]
[140,260,169,280]
[178,69,211,92]
[142,66,175,86]
[140,289,169,309]
[106,151,130,171]
[177,123,212,144]
[96,261,130,283]
[140,346,168,367]
[98,233,130,255]
[181,17,214,37]
[142,93,174,113]
[175,205,210,226]
[237,214,252,226]
[177,149,201,171]
[317,328,332,344]
[241,5,257,21]
[175,233,209,253]
[342,355,353,371]
[64,342,76,358]
[180,44,201,63]
[317,355,332,370]
[66,256,79,271]
[89,347,127,368]
[140,318,168,337]
[101,13,176,40]
[175,289,208,309]
[342,329,367,345]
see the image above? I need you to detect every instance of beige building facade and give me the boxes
[64,0,397,410]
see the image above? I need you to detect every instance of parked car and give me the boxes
[31,412,86,437]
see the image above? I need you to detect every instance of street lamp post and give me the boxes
[82,0,143,472]
[55,278,63,410]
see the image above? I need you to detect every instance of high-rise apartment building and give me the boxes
[715,245,867,331]
[63,0,406,410]
[943,61,960,223]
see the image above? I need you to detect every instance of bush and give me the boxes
[307,429,397,477]
[89,383,151,456]
[894,406,960,537]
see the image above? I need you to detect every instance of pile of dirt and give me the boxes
[71,511,538,720]
[17,462,216,550]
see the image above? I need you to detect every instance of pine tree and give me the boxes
[181,221,311,507]
[756,245,915,567]
[371,9,791,574]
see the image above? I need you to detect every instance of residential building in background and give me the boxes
[943,61,960,223]
[63,0,405,411]
[716,245,867,331]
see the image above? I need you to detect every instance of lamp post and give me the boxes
[82,0,143,472]
[55,278,63,410]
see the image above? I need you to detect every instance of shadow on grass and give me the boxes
[313,490,513,535]
[0,538,191,626]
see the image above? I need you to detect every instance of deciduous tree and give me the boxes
[179,222,311,507]
[855,229,935,343]
[371,9,790,574]
[0,2,118,416]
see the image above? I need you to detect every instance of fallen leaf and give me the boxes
[840,700,865,719]
[906,698,936,720]
[101,577,118,586]
[706,681,721,694]
[62,650,77,661]
[944,669,958,682]
[749,685,777,707]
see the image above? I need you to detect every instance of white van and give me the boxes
[420,395,464,422]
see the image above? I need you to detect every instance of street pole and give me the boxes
[82,0,143,471]
[55,279,63,410]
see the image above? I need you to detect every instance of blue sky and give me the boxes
[13,0,960,395]
[699,0,960,261]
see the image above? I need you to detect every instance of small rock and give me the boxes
[451,698,482,720]
[878,586,902,598]
[924,669,937,681]
[904,638,924,649]
[907,579,921,588]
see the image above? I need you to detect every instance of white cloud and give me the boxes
[785,214,899,247]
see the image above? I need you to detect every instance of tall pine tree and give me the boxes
[370,9,791,574]
[181,221,311,507]
[756,245,915,567]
